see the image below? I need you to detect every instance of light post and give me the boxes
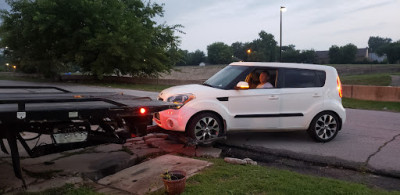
[247,49,251,61]
[280,6,286,62]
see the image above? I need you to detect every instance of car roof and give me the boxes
[229,62,336,71]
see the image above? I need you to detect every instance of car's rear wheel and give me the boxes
[187,112,222,144]
[308,112,339,142]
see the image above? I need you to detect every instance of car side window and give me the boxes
[316,70,326,87]
[283,68,326,88]
[245,69,278,89]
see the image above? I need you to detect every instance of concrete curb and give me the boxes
[218,143,400,179]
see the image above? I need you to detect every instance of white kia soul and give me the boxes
[153,62,346,143]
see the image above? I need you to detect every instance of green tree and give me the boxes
[281,44,299,62]
[341,43,357,63]
[0,0,182,78]
[328,44,357,64]
[299,50,316,63]
[249,31,277,62]
[0,53,5,71]
[281,45,316,63]
[175,49,206,66]
[368,36,391,53]
[381,41,400,64]
[187,50,206,65]
[231,42,246,61]
[328,45,341,64]
[207,42,233,64]
[167,48,186,67]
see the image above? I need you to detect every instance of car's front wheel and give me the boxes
[308,112,340,142]
[186,112,223,144]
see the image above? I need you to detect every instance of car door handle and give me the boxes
[313,93,321,97]
[269,95,279,100]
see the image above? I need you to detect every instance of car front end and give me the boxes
[154,91,197,131]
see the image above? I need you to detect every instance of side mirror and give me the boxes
[235,81,249,90]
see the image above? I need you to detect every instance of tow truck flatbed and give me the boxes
[0,86,173,187]
[0,91,168,121]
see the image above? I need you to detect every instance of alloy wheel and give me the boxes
[315,114,337,140]
[194,117,220,141]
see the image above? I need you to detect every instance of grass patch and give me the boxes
[151,158,399,195]
[341,73,393,86]
[0,74,50,82]
[16,183,101,195]
[342,98,400,112]
[0,74,172,92]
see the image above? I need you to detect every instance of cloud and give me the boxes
[350,0,395,13]
[1,0,399,51]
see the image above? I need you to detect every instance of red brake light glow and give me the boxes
[337,76,342,98]
[139,108,147,114]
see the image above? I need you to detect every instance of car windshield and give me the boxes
[203,65,247,89]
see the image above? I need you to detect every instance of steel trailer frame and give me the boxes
[0,86,172,187]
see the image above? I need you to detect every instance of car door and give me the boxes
[279,68,325,129]
[227,69,281,131]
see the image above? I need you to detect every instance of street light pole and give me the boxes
[280,6,286,62]
[247,49,251,61]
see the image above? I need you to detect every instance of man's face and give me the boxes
[260,72,269,83]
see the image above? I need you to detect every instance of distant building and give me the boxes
[199,62,206,66]
[368,53,387,63]
[315,47,386,64]
[355,48,369,62]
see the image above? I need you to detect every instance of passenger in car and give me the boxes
[245,72,259,89]
[256,71,274,88]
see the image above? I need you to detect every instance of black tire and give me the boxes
[186,112,223,144]
[307,111,340,142]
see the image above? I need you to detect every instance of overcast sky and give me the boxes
[1,0,399,53]
[153,0,400,52]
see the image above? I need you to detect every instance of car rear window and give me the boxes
[282,68,326,88]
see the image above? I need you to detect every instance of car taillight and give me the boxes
[337,76,342,98]
[139,107,147,114]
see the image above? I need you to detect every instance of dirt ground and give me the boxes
[159,65,225,80]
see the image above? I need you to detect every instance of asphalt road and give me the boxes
[1,80,400,178]
[224,108,400,178]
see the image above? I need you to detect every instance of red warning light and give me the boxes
[139,108,147,114]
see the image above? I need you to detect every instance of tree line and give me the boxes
[178,34,400,66]
[368,36,400,64]
[176,31,317,66]
[327,37,400,64]
[0,0,399,78]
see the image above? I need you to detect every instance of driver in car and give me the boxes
[256,71,274,88]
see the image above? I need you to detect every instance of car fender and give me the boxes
[323,99,346,124]
[302,100,325,128]
[183,99,231,128]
